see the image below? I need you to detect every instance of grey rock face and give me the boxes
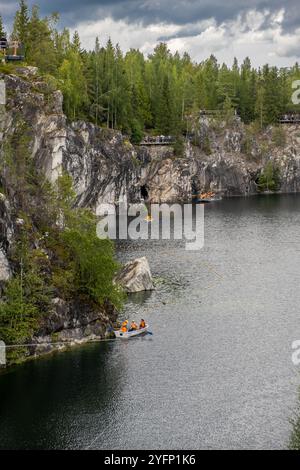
[15,66,38,79]
[115,257,154,293]
[63,122,141,210]
[0,194,13,284]
[0,249,11,282]
[30,298,117,356]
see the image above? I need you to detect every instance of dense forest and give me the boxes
[1,1,300,143]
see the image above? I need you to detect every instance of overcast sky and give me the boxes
[1,0,300,67]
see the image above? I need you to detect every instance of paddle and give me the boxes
[147,330,153,336]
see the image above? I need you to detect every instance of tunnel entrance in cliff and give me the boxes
[141,185,149,200]
[191,178,200,197]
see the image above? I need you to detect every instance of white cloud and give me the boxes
[70,17,180,54]
[72,8,300,66]
[271,8,285,25]
[274,29,300,57]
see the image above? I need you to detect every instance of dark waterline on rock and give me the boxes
[1,194,300,449]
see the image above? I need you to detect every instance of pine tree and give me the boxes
[86,39,102,124]
[259,66,282,126]
[0,15,5,38]
[53,27,71,65]
[125,49,151,136]
[59,50,88,120]
[156,74,173,134]
[255,75,265,129]
[202,55,219,109]
[239,57,256,123]
[26,6,58,74]
[12,0,29,45]
[72,31,82,53]
[222,94,235,123]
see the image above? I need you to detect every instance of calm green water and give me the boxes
[1,195,300,449]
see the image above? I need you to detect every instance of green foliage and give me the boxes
[289,400,300,450]
[4,2,300,132]
[0,277,39,344]
[241,134,253,157]
[59,50,88,119]
[259,142,271,160]
[173,136,185,157]
[12,0,30,45]
[41,174,124,308]
[62,229,123,308]
[202,136,212,155]
[0,63,16,75]
[197,55,219,109]
[257,161,281,192]
[130,119,144,144]
[272,126,286,148]
[0,228,52,361]
[222,94,235,124]
[239,58,256,123]
[0,14,4,38]
[254,66,287,128]
[131,155,141,167]
[241,124,260,157]
[0,119,35,211]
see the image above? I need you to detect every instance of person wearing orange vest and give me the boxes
[121,320,128,332]
[139,319,146,329]
[129,321,138,331]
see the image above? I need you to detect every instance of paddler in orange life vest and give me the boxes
[139,319,146,329]
[121,320,128,332]
[129,321,138,331]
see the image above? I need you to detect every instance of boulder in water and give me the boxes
[116,257,154,293]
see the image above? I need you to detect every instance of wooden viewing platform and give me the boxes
[139,136,176,146]
[199,110,223,116]
[199,109,238,117]
[0,37,25,62]
[279,113,300,124]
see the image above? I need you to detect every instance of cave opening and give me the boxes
[191,178,199,197]
[140,184,149,200]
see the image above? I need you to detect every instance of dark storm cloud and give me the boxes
[1,0,300,32]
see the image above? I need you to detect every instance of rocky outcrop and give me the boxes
[29,298,117,357]
[0,194,13,284]
[63,122,141,211]
[115,257,154,293]
[0,68,66,183]
[136,118,291,202]
[0,250,11,282]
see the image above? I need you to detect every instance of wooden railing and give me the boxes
[139,136,176,146]
[0,38,24,61]
[279,114,300,123]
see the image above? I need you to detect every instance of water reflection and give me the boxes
[0,342,126,449]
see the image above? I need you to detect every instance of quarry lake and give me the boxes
[1,194,300,449]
